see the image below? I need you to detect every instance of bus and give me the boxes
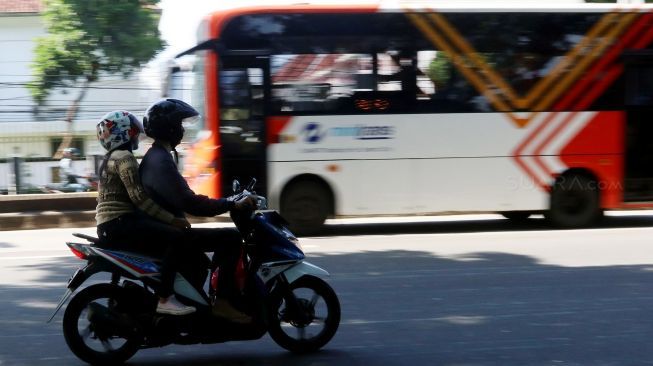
[173,1,653,233]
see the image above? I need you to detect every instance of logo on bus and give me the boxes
[301,122,327,144]
[301,123,395,143]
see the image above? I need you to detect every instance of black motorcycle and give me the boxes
[48,179,340,365]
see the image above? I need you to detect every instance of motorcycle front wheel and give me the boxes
[268,275,340,353]
[63,284,141,365]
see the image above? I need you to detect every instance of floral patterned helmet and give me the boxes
[96,111,144,152]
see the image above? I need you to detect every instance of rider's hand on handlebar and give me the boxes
[171,217,191,230]
[234,194,257,211]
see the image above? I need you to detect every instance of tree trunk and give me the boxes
[52,80,90,159]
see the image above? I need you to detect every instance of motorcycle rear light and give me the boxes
[69,247,88,260]
[66,243,90,260]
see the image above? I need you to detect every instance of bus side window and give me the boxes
[271,53,367,114]
[376,51,419,98]
[626,66,653,106]
[418,50,491,113]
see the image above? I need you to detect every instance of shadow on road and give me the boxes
[314,214,653,237]
[132,349,357,366]
[0,216,653,366]
[2,241,653,365]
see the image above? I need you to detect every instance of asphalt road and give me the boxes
[2,212,653,365]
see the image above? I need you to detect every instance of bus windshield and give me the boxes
[163,55,206,143]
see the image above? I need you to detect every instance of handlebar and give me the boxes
[230,178,267,211]
[246,178,257,192]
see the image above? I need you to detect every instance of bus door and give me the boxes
[218,55,270,196]
[624,51,653,202]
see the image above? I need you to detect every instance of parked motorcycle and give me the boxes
[44,174,98,193]
[48,179,340,365]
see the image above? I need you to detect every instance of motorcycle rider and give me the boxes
[139,99,256,323]
[95,110,196,316]
[59,147,80,186]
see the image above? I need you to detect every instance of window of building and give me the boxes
[50,137,85,157]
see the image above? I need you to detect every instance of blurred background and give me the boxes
[1,0,646,196]
[0,0,268,195]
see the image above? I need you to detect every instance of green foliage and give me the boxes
[30,0,164,104]
[427,52,452,90]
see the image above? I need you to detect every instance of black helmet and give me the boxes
[143,99,199,146]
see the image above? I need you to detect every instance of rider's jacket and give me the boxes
[96,149,175,226]
[139,142,234,218]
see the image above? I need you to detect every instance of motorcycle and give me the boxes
[44,174,99,193]
[48,179,340,365]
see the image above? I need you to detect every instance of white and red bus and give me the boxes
[173,2,653,233]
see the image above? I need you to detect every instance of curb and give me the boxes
[0,192,97,213]
[0,211,96,231]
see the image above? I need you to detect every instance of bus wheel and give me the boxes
[546,174,602,228]
[500,211,532,222]
[281,181,330,235]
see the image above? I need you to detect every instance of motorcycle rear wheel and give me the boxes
[63,284,141,365]
[268,275,340,353]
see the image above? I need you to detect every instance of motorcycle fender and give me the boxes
[47,263,96,323]
[283,261,330,284]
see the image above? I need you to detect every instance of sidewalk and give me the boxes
[0,210,235,231]
[0,193,90,230]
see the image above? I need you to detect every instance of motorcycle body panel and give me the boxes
[257,260,297,284]
[91,247,161,277]
[283,261,330,284]
[250,211,305,262]
[173,273,209,306]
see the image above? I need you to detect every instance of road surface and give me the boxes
[2,212,653,365]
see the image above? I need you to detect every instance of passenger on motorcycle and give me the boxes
[140,99,257,323]
[94,110,195,316]
[59,147,81,185]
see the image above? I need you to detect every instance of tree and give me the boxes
[29,0,164,158]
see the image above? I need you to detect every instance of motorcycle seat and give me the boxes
[72,233,100,244]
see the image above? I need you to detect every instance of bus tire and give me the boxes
[546,174,602,228]
[281,180,330,235]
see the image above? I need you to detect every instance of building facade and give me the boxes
[0,0,161,189]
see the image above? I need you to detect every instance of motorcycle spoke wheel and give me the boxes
[80,325,92,340]
[76,300,128,353]
[63,284,141,365]
[268,276,340,353]
[309,293,320,307]
[100,339,116,352]
[296,326,306,340]
[278,292,325,337]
